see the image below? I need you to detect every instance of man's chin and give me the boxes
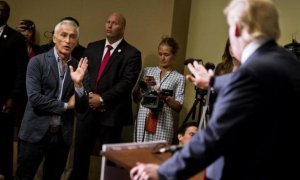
[61,50,72,56]
[105,32,114,37]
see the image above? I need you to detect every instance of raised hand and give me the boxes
[186,61,213,89]
[69,57,88,87]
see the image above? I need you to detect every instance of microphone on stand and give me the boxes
[153,145,183,154]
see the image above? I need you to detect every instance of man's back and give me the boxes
[215,40,300,179]
[158,40,300,180]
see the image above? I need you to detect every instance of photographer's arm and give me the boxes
[163,73,185,112]
[132,85,143,104]
[164,97,182,112]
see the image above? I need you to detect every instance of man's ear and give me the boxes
[235,24,241,37]
[178,134,183,143]
[53,35,56,44]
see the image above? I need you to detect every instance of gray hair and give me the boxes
[53,20,79,40]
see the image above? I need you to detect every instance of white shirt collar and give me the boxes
[241,39,269,64]
[53,47,71,62]
[105,38,123,52]
[0,25,6,37]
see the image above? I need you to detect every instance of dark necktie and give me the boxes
[96,45,113,83]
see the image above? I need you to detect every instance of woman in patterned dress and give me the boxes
[133,36,185,144]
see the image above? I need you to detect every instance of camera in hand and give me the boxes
[160,89,173,97]
[139,81,173,110]
[142,91,160,109]
[138,81,158,109]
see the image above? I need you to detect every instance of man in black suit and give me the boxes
[70,12,142,180]
[15,20,88,180]
[130,0,300,179]
[0,1,28,179]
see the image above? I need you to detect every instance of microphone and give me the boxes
[184,58,202,65]
[153,145,183,154]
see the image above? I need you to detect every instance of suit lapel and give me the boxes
[47,49,60,82]
[95,42,105,77]
[62,59,75,96]
[0,26,11,48]
[0,26,9,38]
[47,48,75,99]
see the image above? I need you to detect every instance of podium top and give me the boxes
[101,141,204,180]
[102,146,172,170]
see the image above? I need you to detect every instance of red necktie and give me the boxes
[96,45,113,84]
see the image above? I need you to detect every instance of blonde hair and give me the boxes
[224,0,280,41]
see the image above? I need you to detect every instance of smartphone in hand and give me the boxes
[143,76,156,86]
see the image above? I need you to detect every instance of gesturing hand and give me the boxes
[69,57,88,87]
[186,61,214,89]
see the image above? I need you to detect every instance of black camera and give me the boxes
[139,81,173,110]
[138,81,158,109]
[160,89,173,97]
[141,91,160,109]
[141,89,174,109]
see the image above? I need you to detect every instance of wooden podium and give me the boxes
[100,141,204,180]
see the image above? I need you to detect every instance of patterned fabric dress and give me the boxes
[134,66,185,144]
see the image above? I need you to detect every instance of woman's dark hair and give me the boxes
[215,38,235,76]
[158,36,179,55]
[18,19,36,43]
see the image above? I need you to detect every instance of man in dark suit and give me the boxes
[130,0,300,179]
[70,12,142,180]
[0,1,28,179]
[15,20,88,180]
